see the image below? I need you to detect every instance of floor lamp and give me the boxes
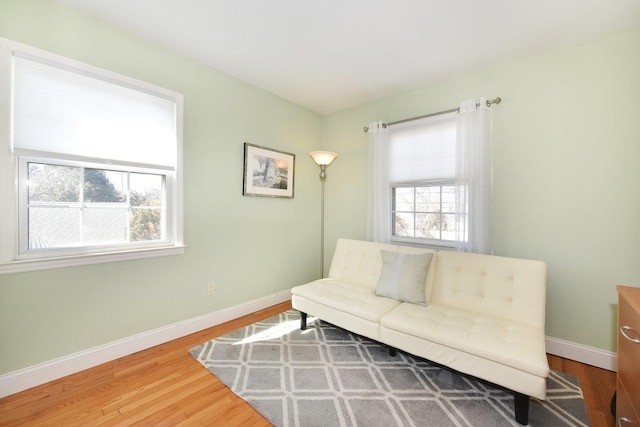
[309,151,338,278]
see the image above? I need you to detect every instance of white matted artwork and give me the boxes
[243,143,295,198]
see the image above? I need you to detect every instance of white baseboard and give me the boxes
[0,300,616,400]
[546,336,617,372]
[0,289,292,399]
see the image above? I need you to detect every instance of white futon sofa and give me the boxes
[291,238,549,425]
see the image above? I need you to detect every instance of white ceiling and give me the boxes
[55,0,640,114]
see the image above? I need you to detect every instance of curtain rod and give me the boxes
[363,97,501,132]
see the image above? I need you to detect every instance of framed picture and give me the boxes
[243,143,295,198]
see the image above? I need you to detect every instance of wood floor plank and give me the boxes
[0,301,616,427]
[102,363,208,414]
[547,354,616,427]
[179,384,230,419]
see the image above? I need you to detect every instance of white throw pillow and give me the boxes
[374,250,432,305]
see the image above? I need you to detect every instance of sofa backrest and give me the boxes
[329,239,397,288]
[431,251,547,329]
[329,239,437,299]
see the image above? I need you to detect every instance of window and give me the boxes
[388,112,461,247]
[23,162,165,252]
[392,184,458,243]
[0,38,184,274]
[369,101,492,252]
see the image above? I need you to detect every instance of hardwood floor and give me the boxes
[547,354,616,427]
[0,301,617,426]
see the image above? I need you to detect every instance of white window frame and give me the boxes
[387,112,461,249]
[17,156,173,258]
[391,181,459,249]
[0,38,184,275]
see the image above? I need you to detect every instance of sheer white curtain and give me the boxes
[367,121,391,243]
[455,98,493,254]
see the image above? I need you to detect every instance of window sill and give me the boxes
[0,245,186,275]
[390,237,455,251]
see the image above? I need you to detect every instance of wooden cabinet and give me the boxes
[617,285,640,426]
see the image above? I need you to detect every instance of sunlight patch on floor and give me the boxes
[233,317,318,345]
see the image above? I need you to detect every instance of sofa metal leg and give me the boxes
[514,392,529,425]
[389,347,397,357]
[300,312,307,330]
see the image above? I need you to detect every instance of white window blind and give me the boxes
[13,53,177,169]
[389,112,457,184]
[1,38,184,274]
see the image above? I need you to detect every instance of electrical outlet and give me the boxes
[207,282,216,295]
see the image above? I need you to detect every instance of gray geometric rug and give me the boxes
[190,310,589,427]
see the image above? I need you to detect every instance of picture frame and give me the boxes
[243,143,295,198]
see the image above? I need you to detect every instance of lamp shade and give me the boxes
[309,151,338,166]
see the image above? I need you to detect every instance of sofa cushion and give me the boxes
[395,245,438,303]
[380,302,549,377]
[291,278,401,323]
[374,251,432,305]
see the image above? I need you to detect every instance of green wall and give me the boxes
[322,28,640,352]
[0,0,638,378]
[0,0,322,374]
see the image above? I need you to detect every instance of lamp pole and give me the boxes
[309,151,338,279]
[319,164,327,277]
